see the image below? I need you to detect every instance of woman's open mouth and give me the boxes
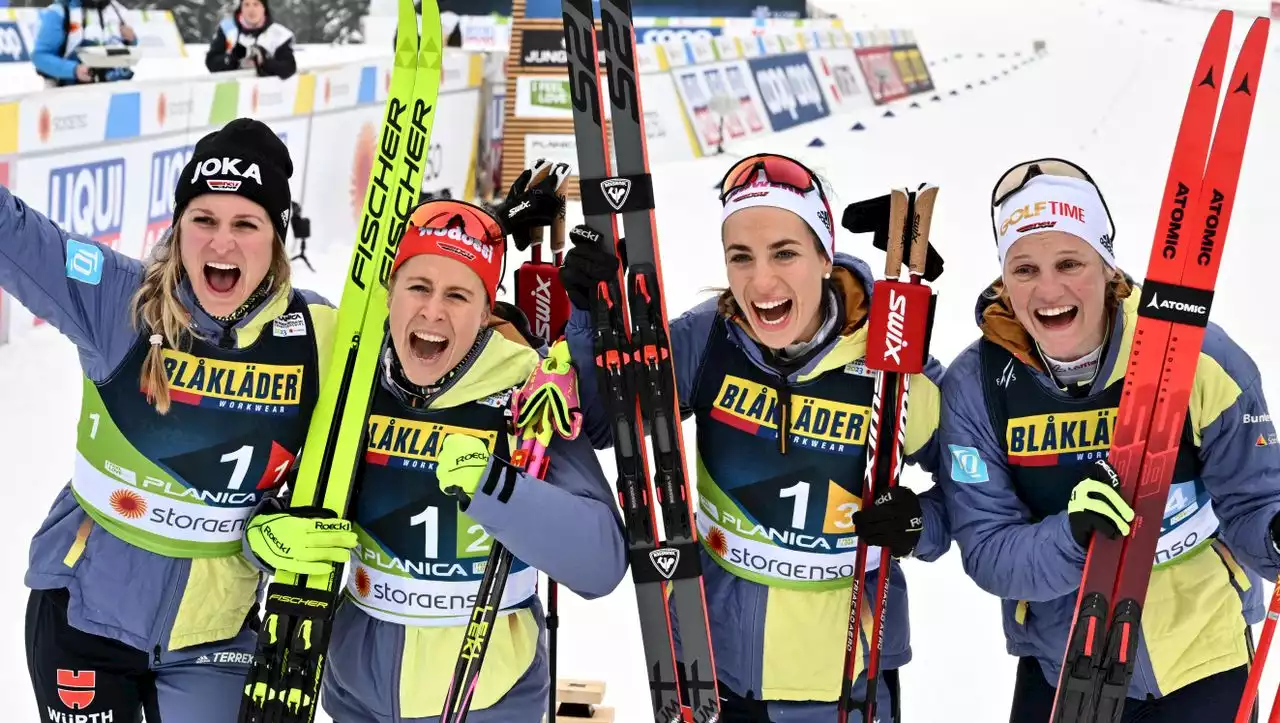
[751,298,793,328]
[204,262,241,295]
[1035,305,1078,331]
[408,330,449,363]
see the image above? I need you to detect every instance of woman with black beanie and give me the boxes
[3,118,336,723]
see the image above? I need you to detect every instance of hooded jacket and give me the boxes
[565,252,951,712]
[939,276,1280,698]
[205,0,296,80]
[1,184,338,663]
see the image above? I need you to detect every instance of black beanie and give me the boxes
[173,118,293,240]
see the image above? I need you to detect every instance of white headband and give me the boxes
[995,175,1114,268]
[721,172,835,259]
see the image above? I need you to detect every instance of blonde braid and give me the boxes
[130,228,191,414]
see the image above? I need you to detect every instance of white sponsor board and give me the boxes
[806,48,871,114]
[671,59,769,157]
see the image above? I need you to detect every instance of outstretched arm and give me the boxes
[0,185,145,379]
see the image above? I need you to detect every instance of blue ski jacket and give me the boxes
[566,252,952,715]
[2,183,339,665]
[32,0,137,84]
[940,276,1280,699]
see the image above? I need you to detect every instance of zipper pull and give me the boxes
[776,377,791,455]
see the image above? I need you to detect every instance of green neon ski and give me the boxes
[238,1,443,720]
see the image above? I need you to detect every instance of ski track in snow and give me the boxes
[3,0,1279,718]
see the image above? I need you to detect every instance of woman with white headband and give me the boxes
[558,153,952,721]
[939,158,1280,721]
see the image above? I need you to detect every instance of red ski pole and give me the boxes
[1238,580,1280,722]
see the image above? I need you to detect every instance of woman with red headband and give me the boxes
[243,199,628,723]
[939,158,1280,721]
[559,153,952,721]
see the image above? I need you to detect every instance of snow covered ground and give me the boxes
[3,0,1280,719]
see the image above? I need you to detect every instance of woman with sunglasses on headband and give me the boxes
[559,153,952,722]
[938,158,1280,721]
[243,199,628,723]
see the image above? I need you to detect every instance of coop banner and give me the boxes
[746,52,830,132]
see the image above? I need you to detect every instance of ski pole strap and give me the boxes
[579,172,655,216]
[512,341,584,441]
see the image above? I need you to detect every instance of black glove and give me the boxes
[496,161,569,250]
[1067,459,1134,549]
[559,224,626,310]
[229,42,248,64]
[851,486,923,558]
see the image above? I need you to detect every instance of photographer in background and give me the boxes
[205,0,296,80]
[31,0,138,87]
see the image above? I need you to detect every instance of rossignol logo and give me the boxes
[883,289,909,364]
[1161,182,1191,260]
[601,178,632,211]
[1146,292,1207,316]
[425,226,494,262]
[649,548,679,579]
[191,157,263,188]
[532,274,553,341]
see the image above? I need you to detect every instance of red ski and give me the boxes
[1051,11,1269,723]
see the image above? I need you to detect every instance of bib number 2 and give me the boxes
[410,504,493,558]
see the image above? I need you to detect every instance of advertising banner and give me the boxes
[747,52,829,132]
[420,88,482,200]
[672,59,768,156]
[637,71,698,164]
[0,19,28,64]
[638,26,723,46]
[854,47,908,104]
[514,76,574,120]
[519,28,570,68]
[523,134,579,172]
[892,44,934,94]
[297,104,384,255]
[807,48,870,113]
